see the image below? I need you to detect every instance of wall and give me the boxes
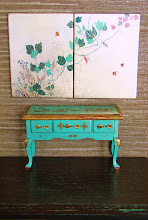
[0,0,147,157]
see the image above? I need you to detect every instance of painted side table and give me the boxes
[22,105,123,170]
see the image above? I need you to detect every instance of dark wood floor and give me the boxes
[0,157,147,219]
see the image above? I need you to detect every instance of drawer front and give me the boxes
[54,120,91,133]
[31,120,52,133]
[94,120,114,133]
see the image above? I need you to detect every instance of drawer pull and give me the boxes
[97,124,112,129]
[35,125,49,129]
[68,135,77,138]
[57,123,88,130]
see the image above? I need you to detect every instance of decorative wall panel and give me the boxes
[9,13,74,97]
[9,13,140,98]
[74,14,140,98]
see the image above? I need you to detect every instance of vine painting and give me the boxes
[74,14,140,98]
[9,14,73,97]
[8,13,140,98]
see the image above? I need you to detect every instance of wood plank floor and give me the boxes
[0,157,147,219]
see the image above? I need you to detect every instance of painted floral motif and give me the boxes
[13,38,73,97]
[71,14,139,68]
[12,14,139,97]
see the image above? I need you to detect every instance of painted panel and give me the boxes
[27,105,119,115]
[74,14,140,98]
[8,13,73,97]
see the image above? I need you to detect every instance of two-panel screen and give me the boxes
[9,14,140,98]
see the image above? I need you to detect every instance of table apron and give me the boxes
[27,132,114,141]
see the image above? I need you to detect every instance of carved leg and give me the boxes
[25,138,33,170]
[31,140,35,158]
[113,138,120,171]
[111,139,114,155]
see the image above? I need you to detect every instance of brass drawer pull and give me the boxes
[57,123,88,130]
[36,125,49,129]
[68,135,77,138]
[97,124,112,129]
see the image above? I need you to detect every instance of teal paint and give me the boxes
[23,105,122,170]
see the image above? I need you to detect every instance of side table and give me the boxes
[22,105,123,170]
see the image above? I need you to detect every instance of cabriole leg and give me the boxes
[113,137,120,171]
[25,138,33,170]
[31,139,35,158]
[111,138,114,155]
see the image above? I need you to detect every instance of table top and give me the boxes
[22,105,123,120]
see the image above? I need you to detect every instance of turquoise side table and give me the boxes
[22,105,123,170]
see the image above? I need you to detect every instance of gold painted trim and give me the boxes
[24,139,28,148]
[22,114,123,120]
[22,105,123,120]
[116,138,121,148]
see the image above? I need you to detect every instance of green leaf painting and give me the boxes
[33,83,41,91]
[85,30,94,39]
[69,40,73,50]
[87,38,94,44]
[76,16,82,23]
[103,23,107,31]
[26,45,34,54]
[30,50,38,58]
[75,36,79,44]
[47,69,52,76]
[34,67,40,73]
[66,53,73,63]
[39,62,45,69]
[38,90,46,95]
[92,26,97,37]
[67,64,73,71]
[78,38,85,47]
[67,21,74,28]
[95,21,104,30]
[58,56,66,65]
[45,86,51,91]
[30,63,36,71]
[45,60,51,68]
[35,42,42,53]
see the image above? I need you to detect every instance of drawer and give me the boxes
[54,120,91,133]
[94,120,114,133]
[31,120,52,133]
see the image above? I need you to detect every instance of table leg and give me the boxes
[25,138,33,170]
[111,139,114,155]
[113,137,120,171]
[31,140,35,158]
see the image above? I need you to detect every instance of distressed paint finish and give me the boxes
[22,105,123,170]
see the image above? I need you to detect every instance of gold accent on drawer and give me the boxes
[57,123,88,130]
[68,134,78,138]
[74,124,79,129]
[35,125,49,129]
[65,124,70,128]
[97,124,112,129]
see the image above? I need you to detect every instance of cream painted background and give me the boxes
[9,13,73,97]
[74,14,140,98]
